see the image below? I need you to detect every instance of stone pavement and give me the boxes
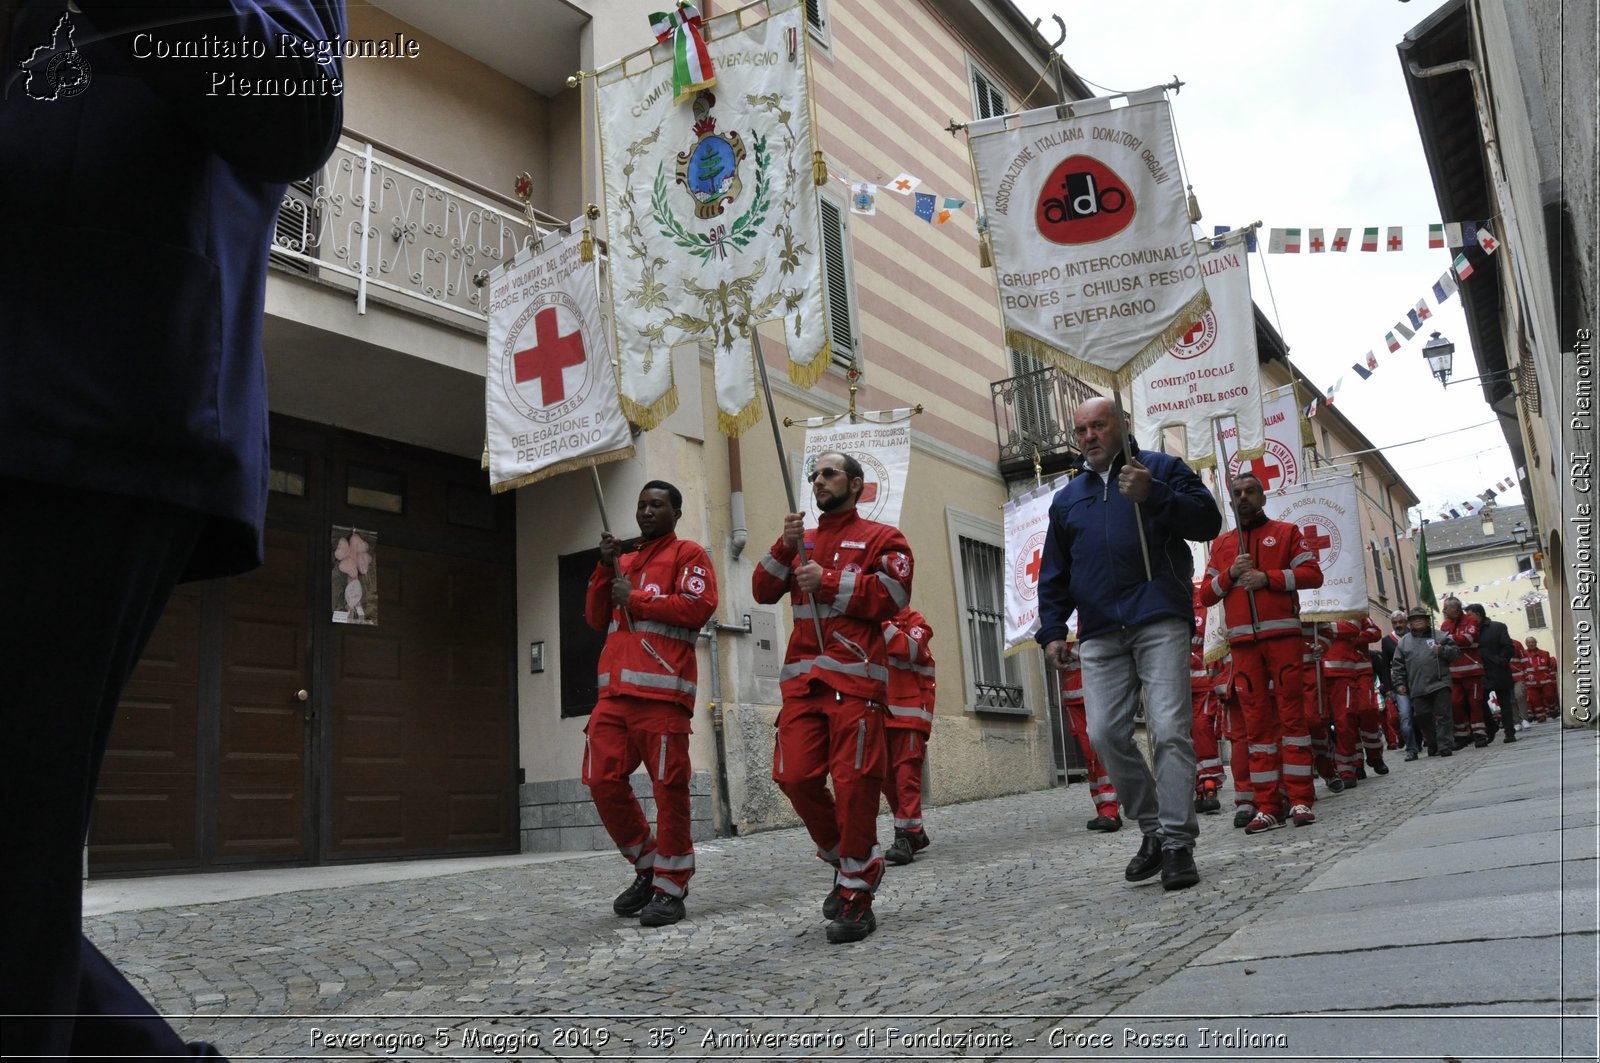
[81,724,1598,1062]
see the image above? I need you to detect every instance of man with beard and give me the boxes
[1037,398,1220,891]
[754,451,913,942]
[1200,473,1324,833]
[584,482,718,927]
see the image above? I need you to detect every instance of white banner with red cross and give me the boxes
[1132,238,1264,468]
[801,419,911,529]
[1265,472,1368,621]
[485,229,634,493]
[1003,474,1073,651]
[1211,387,1306,528]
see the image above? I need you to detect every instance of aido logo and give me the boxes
[1036,156,1136,245]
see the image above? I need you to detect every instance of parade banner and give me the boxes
[597,0,828,435]
[485,230,634,492]
[1003,475,1072,651]
[1133,239,1264,468]
[968,88,1210,390]
[1267,473,1368,621]
[801,419,911,529]
[1215,388,1306,501]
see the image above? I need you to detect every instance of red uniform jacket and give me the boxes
[1530,648,1557,686]
[1510,639,1529,684]
[1199,518,1324,643]
[1440,612,1484,678]
[586,533,718,711]
[752,509,913,702]
[1190,590,1210,687]
[1322,618,1382,677]
[883,608,935,732]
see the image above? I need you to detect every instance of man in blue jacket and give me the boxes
[2,2,344,1056]
[1037,397,1222,891]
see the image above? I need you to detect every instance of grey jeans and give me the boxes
[1079,616,1199,849]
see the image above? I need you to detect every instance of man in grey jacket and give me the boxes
[1391,606,1461,757]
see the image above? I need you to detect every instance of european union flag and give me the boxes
[913,192,936,223]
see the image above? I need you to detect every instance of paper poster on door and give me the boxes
[332,526,378,625]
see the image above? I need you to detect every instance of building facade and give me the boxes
[1423,504,1552,645]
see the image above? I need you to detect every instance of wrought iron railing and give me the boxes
[270,132,566,326]
[990,365,1100,473]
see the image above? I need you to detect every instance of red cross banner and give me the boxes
[485,229,634,492]
[1213,388,1307,528]
[967,87,1210,391]
[596,0,827,435]
[1266,473,1367,621]
[800,418,911,530]
[1132,238,1265,469]
[1003,474,1074,651]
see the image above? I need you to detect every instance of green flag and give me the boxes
[1416,525,1439,611]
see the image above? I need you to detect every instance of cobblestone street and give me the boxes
[85,727,1597,1061]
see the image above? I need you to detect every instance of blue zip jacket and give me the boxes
[1036,442,1222,645]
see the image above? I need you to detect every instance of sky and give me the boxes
[1011,0,1521,525]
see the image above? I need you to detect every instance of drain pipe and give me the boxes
[702,616,749,837]
[728,434,748,560]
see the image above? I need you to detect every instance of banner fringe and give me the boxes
[620,388,678,431]
[1116,286,1213,388]
[787,339,833,390]
[718,397,763,437]
[489,445,635,495]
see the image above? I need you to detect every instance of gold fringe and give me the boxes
[580,228,594,262]
[1188,453,1216,470]
[1004,328,1117,391]
[718,396,763,437]
[1233,443,1266,464]
[1203,643,1230,666]
[787,339,832,390]
[1301,609,1371,623]
[978,231,993,269]
[619,387,678,431]
[1300,412,1316,448]
[1116,287,1213,389]
[480,439,489,471]
[1003,286,1213,394]
[812,150,827,187]
[489,444,635,495]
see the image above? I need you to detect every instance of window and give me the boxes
[1444,562,1464,585]
[268,447,308,497]
[1371,542,1386,599]
[1009,347,1057,447]
[804,0,824,31]
[346,463,405,514]
[1517,554,1534,573]
[958,535,1024,711]
[557,548,608,718]
[972,66,1007,120]
[1525,601,1546,629]
[270,176,318,276]
[818,192,857,370]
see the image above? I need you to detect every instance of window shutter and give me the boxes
[270,177,317,275]
[973,68,1007,120]
[818,196,854,368]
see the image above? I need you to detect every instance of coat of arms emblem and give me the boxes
[675,91,745,219]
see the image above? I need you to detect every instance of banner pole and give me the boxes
[1032,465,1072,786]
[589,461,612,535]
[1112,385,1154,581]
[752,329,828,651]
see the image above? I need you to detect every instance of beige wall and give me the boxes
[1431,552,1552,647]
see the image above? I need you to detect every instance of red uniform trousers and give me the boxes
[1302,658,1338,782]
[1219,691,1253,812]
[583,696,695,897]
[1451,675,1489,741]
[1526,682,1548,720]
[1064,696,1120,819]
[880,729,927,835]
[1192,687,1224,794]
[1231,637,1316,816]
[1382,693,1402,748]
[774,689,888,900]
[1326,675,1384,779]
[1539,681,1559,718]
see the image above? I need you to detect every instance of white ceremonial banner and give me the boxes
[1133,239,1264,468]
[968,88,1210,390]
[1216,389,1306,498]
[801,420,911,528]
[1267,473,1368,621]
[597,1,828,436]
[485,230,633,493]
[1003,475,1073,651]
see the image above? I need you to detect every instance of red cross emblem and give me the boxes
[1331,233,1348,251]
[1301,523,1333,559]
[1026,546,1043,585]
[1309,235,1325,252]
[1387,233,1403,251]
[513,307,586,405]
[1181,319,1206,345]
[1246,456,1282,490]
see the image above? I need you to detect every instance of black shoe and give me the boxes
[638,892,685,926]
[1371,762,1390,775]
[1087,814,1123,832]
[1124,834,1164,881]
[1403,751,1418,761]
[1356,765,1368,780]
[1327,776,1345,793]
[613,871,654,916]
[1160,846,1200,891]
[826,894,876,943]
[1342,776,1358,790]
[822,873,843,920]
[1195,793,1222,813]
[910,829,930,853]
[885,833,916,866]
[1426,747,1437,757]
[1454,738,1472,750]
[1473,736,1490,748]
[1440,748,1453,757]
[1503,733,1516,743]
[1233,808,1256,828]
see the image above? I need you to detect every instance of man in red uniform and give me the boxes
[882,607,935,865]
[1061,641,1123,831]
[584,481,718,927]
[1440,596,1489,746]
[1525,637,1557,721]
[754,451,913,943]
[1200,473,1324,833]
[1191,589,1224,813]
[1213,654,1257,827]
[1301,625,1340,789]
[1510,636,1531,729]
[1320,616,1386,784]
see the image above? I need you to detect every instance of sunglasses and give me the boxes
[807,466,846,483]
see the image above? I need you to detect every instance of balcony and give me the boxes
[990,365,1100,482]
[270,132,567,329]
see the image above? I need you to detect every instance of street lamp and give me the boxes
[1511,521,1530,548]
[1421,331,1455,386]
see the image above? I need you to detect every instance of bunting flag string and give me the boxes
[1411,473,1520,524]
[1260,219,1493,253]
[827,165,968,227]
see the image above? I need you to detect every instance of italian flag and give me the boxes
[1283,228,1302,253]
[1360,227,1379,252]
[651,2,716,104]
[1453,252,1475,280]
[1428,223,1445,249]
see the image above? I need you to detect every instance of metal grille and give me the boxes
[819,196,855,369]
[991,364,1099,467]
[959,536,1023,709]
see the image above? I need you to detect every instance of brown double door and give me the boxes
[90,417,517,874]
